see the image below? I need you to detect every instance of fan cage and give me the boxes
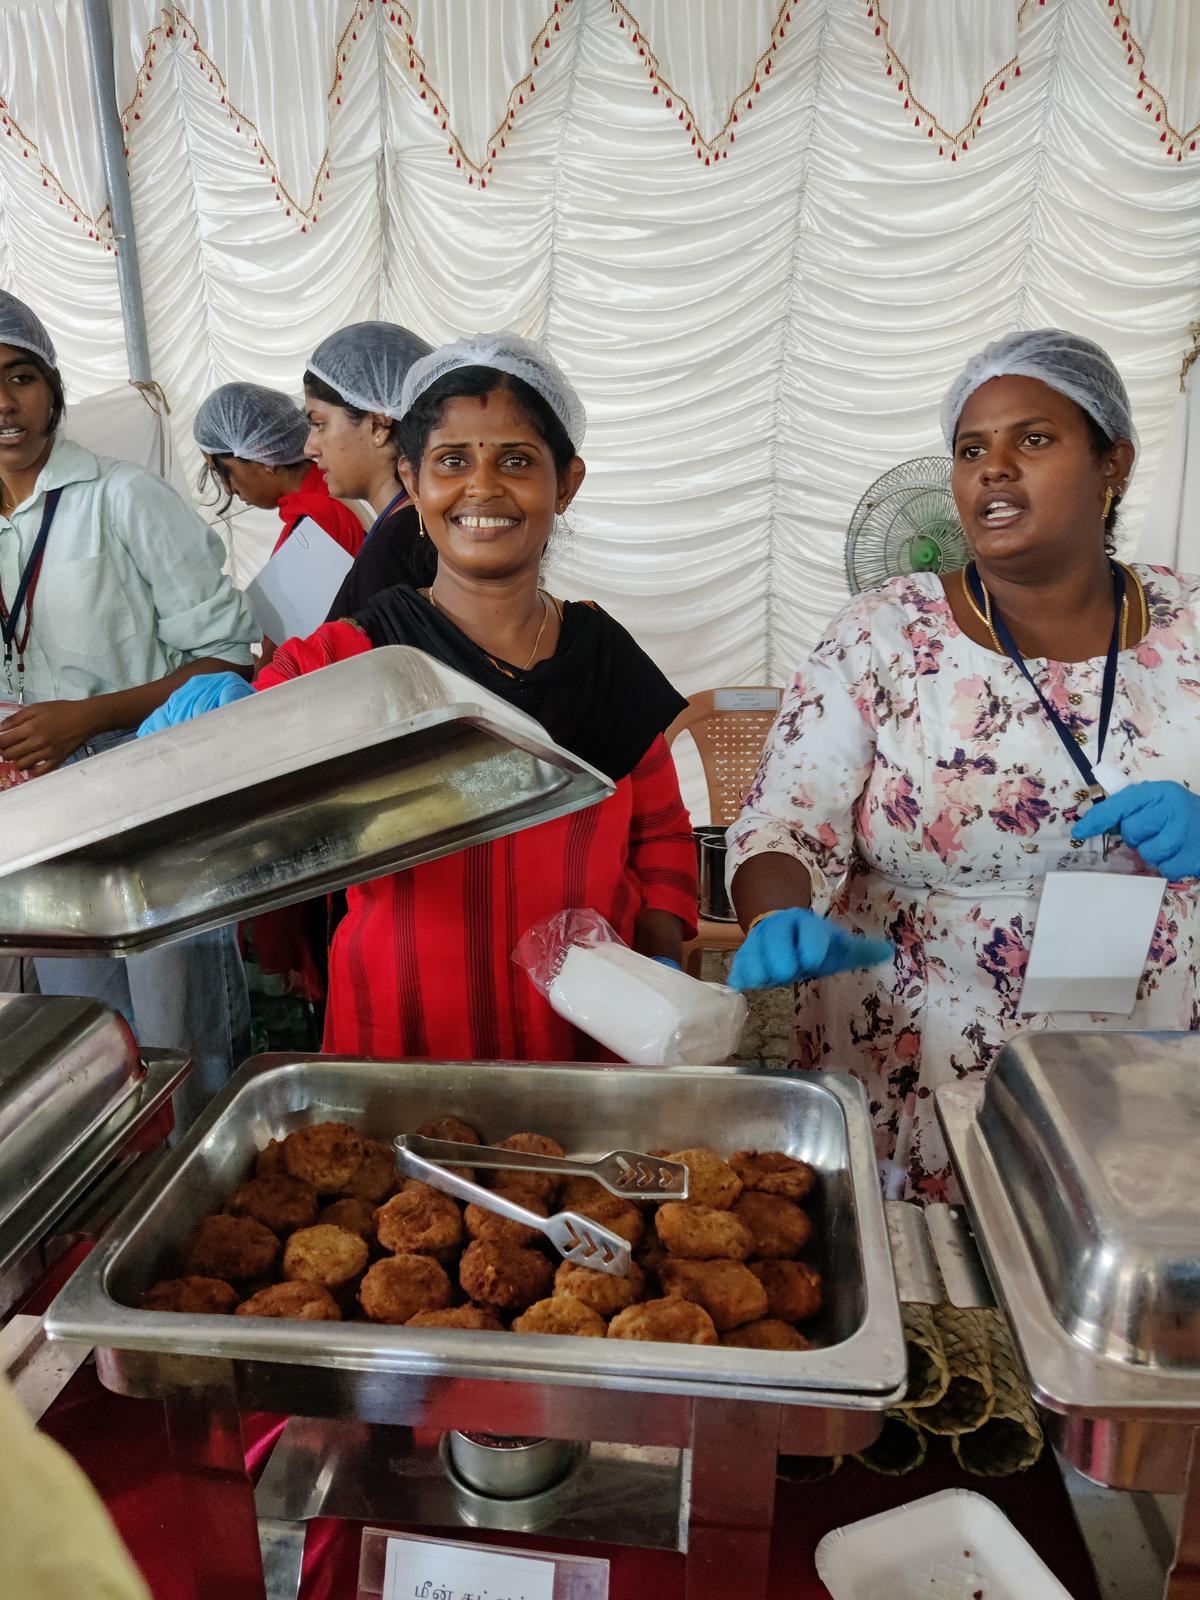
[845,457,968,594]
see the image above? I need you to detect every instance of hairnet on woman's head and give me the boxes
[306,322,433,417]
[0,291,56,368]
[941,329,1135,454]
[400,331,587,450]
[193,383,309,465]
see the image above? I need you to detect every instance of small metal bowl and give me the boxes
[447,1430,575,1499]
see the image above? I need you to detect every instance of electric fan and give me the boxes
[844,456,968,594]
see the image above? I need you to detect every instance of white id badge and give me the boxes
[1019,870,1166,1016]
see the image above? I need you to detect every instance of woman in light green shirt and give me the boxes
[0,291,258,1129]
[0,295,255,765]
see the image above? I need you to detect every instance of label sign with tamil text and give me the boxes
[381,1536,555,1600]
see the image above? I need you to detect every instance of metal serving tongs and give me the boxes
[400,1134,689,1202]
[393,1135,687,1277]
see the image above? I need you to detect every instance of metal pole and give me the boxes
[82,0,152,384]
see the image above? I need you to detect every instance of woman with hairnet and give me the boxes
[727,328,1200,1201]
[144,332,698,1060]
[303,321,437,617]
[194,381,364,559]
[0,290,257,1130]
[195,381,367,1001]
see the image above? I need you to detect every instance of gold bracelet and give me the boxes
[747,911,780,933]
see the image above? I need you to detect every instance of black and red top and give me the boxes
[258,589,698,1059]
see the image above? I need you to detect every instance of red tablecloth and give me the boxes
[39,1362,1104,1600]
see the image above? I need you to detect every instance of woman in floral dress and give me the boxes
[727,330,1200,1200]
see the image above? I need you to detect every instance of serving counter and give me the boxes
[45,1052,907,1600]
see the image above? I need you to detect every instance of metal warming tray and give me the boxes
[0,647,613,955]
[47,1055,904,1406]
[0,993,189,1323]
[0,994,140,1235]
[938,1032,1200,1425]
[46,1055,902,1600]
[938,1034,1200,1600]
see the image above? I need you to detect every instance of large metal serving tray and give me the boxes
[0,648,613,955]
[46,1055,906,1409]
[938,1031,1200,1422]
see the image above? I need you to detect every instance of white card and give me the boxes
[1091,757,1128,796]
[1020,870,1167,1015]
[244,519,354,643]
[382,1535,555,1600]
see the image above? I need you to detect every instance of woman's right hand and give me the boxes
[729,907,893,991]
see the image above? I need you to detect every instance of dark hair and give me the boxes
[196,452,234,517]
[302,369,368,423]
[21,351,65,436]
[302,367,409,458]
[196,450,305,516]
[395,367,577,472]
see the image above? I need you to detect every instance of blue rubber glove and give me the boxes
[652,957,682,971]
[137,672,254,737]
[1072,780,1200,880]
[729,907,894,991]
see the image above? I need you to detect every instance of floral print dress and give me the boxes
[727,567,1200,1201]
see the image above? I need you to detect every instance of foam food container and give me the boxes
[815,1488,1076,1600]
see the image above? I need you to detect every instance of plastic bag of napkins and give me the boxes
[513,909,746,1065]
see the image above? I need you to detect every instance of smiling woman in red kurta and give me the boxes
[254,330,697,1059]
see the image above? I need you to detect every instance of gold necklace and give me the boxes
[959,563,1001,652]
[1120,561,1150,643]
[959,563,1147,655]
[425,588,552,671]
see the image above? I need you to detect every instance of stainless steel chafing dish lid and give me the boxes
[973,1030,1200,1371]
[0,994,141,1232]
[0,648,614,955]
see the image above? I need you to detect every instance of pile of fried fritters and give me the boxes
[139,1117,823,1349]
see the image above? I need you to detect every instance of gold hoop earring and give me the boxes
[416,507,426,538]
[1103,488,1114,520]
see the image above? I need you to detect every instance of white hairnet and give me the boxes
[400,331,587,450]
[306,322,432,418]
[941,329,1136,454]
[193,382,309,465]
[0,290,56,368]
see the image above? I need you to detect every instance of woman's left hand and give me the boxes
[1072,780,1200,879]
[0,700,99,773]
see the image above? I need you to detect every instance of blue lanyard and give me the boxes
[365,490,406,541]
[966,560,1124,795]
[0,487,62,672]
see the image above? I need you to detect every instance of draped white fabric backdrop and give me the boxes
[1,0,1199,692]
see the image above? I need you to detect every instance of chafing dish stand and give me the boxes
[47,1054,909,1600]
[939,1031,1200,1600]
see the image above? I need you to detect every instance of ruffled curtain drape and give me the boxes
[0,0,1198,691]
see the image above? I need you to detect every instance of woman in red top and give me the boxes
[194,381,367,997]
[155,334,697,1060]
[193,381,364,558]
